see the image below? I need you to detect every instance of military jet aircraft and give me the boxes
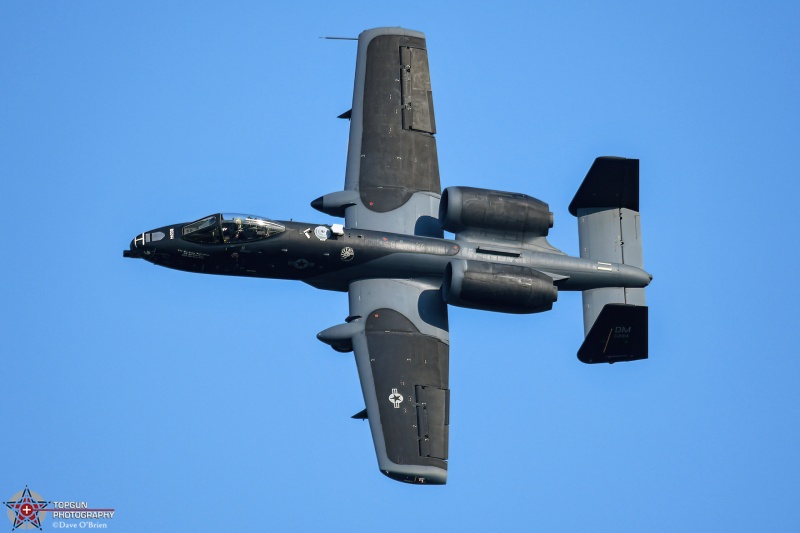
[125,27,652,485]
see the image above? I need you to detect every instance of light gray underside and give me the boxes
[344,192,441,236]
[577,207,646,335]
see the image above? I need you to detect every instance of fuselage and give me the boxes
[125,213,652,293]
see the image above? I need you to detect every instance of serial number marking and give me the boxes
[178,249,209,259]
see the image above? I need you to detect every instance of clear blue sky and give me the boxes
[2,1,799,531]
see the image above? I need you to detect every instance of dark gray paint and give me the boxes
[443,259,558,314]
[569,157,639,216]
[359,34,440,213]
[365,309,449,471]
[578,304,648,364]
[440,186,553,239]
[400,46,436,134]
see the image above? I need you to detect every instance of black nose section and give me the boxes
[123,236,144,258]
[124,232,156,259]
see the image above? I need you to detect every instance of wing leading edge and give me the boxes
[348,278,450,484]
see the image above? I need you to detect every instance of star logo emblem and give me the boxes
[289,258,313,269]
[4,486,50,530]
[389,388,404,408]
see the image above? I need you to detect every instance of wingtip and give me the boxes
[381,469,447,485]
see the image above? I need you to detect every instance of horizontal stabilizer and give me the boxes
[578,304,648,364]
[571,156,647,340]
[352,408,368,420]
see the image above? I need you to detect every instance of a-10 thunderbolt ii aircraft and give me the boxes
[125,27,652,485]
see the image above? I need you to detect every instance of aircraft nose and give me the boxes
[123,236,141,258]
[123,232,154,259]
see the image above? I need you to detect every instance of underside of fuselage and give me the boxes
[125,218,460,290]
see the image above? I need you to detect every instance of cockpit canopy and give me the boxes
[182,214,285,244]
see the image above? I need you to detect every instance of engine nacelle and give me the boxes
[442,259,557,314]
[439,186,554,237]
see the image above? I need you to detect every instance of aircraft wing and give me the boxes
[314,28,450,483]
[313,27,442,237]
[347,278,450,484]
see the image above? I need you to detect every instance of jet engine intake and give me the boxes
[439,186,554,237]
[442,259,557,314]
